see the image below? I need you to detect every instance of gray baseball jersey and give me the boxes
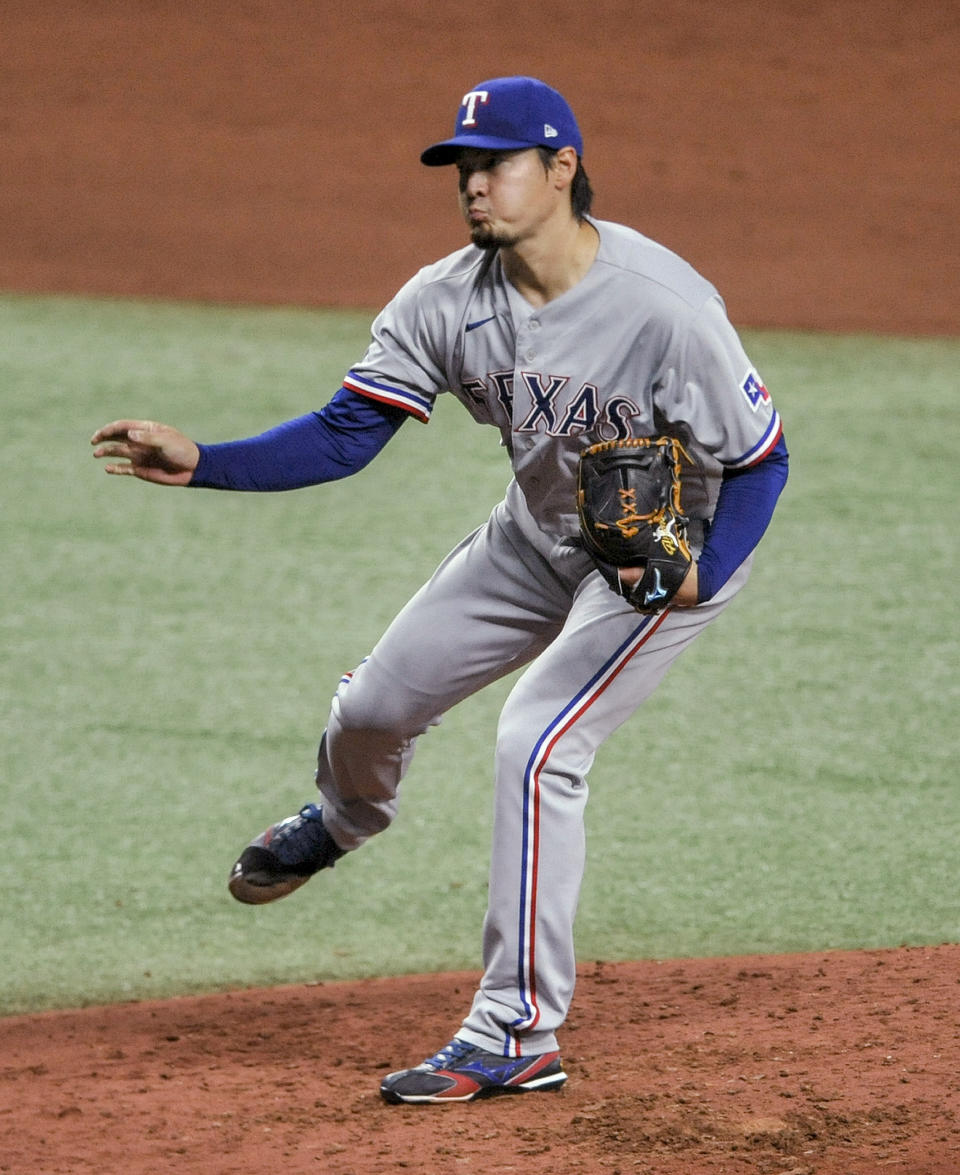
[317,219,782,1058]
[344,218,782,534]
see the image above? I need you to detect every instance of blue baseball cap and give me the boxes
[421,76,583,166]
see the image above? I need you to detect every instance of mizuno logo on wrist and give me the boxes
[644,568,668,604]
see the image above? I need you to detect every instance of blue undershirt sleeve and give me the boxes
[695,434,789,602]
[190,387,409,491]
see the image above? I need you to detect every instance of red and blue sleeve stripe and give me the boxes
[726,410,783,470]
[343,371,434,423]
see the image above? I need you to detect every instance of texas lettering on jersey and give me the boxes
[460,370,644,441]
[348,220,781,530]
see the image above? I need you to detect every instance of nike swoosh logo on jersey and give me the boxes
[465,315,497,332]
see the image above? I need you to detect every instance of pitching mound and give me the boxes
[3,945,958,1174]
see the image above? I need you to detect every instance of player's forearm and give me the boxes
[695,435,789,601]
[190,389,408,491]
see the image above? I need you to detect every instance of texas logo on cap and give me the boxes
[421,76,583,166]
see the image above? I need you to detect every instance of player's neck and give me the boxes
[500,217,599,308]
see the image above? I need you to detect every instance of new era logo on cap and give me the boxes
[421,76,583,166]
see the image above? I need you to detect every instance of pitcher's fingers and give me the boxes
[89,419,156,444]
[92,440,137,460]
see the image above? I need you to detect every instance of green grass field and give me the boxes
[1,292,957,1016]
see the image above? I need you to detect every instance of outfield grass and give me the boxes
[1,293,956,1015]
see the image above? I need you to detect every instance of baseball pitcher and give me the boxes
[92,76,788,1104]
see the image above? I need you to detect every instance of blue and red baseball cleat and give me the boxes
[380,1037,568,1104]
[228,803,345,904]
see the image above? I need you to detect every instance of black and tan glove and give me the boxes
[576,437,693,613]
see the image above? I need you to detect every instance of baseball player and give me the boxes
[91,76,788,1104]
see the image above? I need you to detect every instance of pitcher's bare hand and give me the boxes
[91,420,200,486]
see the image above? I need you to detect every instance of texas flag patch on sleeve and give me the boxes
[740,369,771,412]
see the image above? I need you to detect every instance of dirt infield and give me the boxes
[4,3,958,1172]
[4,948,959,1174]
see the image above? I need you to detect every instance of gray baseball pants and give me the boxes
[315,482,749,1056]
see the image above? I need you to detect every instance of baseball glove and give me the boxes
[576,437,693,613]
